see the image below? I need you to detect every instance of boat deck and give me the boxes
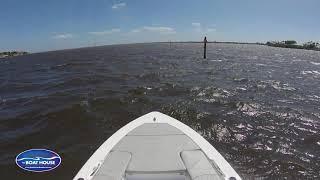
[93,123,224,180]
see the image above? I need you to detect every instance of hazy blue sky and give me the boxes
[1,0,319,52]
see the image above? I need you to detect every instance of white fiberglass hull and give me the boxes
[73,111,241,180]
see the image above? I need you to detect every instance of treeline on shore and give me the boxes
[0,51,28,58]
[266,40,320,51]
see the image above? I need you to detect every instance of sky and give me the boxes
[1,0,320,52]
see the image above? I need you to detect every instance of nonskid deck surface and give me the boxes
[93,123,224,180]
[113,123,199,172]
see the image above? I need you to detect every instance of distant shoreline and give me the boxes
[2,41,320,55]
[0,51,28,59]
[160,41,263,45]
[266,41,320,51]
[161,41,320,51]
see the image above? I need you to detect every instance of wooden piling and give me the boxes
[203,36,207,59]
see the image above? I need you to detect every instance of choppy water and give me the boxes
[1,43,320,179]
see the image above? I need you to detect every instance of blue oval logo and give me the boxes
[15,149,61,172]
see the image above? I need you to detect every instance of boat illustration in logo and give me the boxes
[15,149,61,172]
